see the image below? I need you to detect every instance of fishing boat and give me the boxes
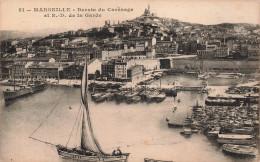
[91,92,107,103]
[146,91,166,102]
[30,59,130,161]
[126,95,141,104]
[180,127,192,136]
[125,91,139,103]
[3,85,33,101]
[115,91,128,102]
[154,92,166,102]
[232,127,254,135]
[217,134,254,145]
[222,144,257,157]
[207,130,220,137]
[173,105,177,112]
[105,91,116,101]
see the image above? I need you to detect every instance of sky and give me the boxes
[0,0,259,32]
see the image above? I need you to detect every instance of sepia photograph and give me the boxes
[0,0,259,161]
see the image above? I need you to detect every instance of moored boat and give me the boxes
[222,144,257,157]
[180,127,192,136]
[205,98,239,106]
[125,92,139,103]
[217,134,254,145]
[91,93,106,102]
[207,130,220,137]
[232,127,254,135]
[3,85,33,101]
[146,91,166,102]
[115,91,128,101]
[127,96,141,103]
[91,92,112,103]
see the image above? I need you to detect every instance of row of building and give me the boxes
[6,58,163,83]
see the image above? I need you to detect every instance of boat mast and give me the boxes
[13,64,16,90]
[160,78,161,90]
[21,64,24,85]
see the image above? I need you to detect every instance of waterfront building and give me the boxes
[215,46,229,58]
[61,64,83,79]
[127,59,160,71]
[172,59,259,73]
[114,60,128,81]
[101,61,115,80]
[87,58,103,75]
[7,63,27,80]
[197,49,216,59]
[27,62,75,80]
[127,65,144,83]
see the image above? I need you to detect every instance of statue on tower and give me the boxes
[143,4,151,16]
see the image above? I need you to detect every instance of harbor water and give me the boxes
[0,74,258,162]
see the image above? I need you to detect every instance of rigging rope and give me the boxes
[66,102,82,147]
[29,88,68,138]
[29,136,56,147]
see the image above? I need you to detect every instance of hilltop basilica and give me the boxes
[142,5,157,17]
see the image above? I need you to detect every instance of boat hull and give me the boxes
[217,138,254,145]
[3,87,33,101]
[57,149,129,162]
[205,99,240,106]
[222,144,257,157]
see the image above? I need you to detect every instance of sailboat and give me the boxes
[30,59,130,161]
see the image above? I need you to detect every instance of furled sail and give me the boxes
[80,60,107,155]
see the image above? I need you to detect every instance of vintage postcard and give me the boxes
[0,0,259,162]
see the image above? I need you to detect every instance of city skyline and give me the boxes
[0,0,259,33]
